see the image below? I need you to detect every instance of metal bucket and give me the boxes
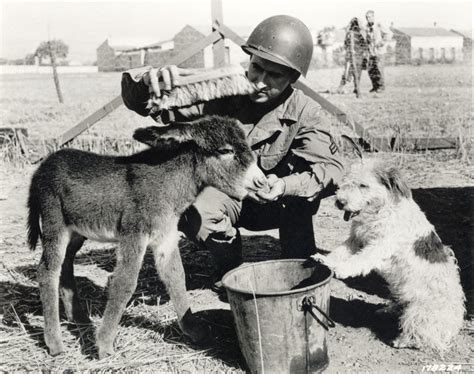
[222,259,334,373]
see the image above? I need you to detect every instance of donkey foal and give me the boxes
[27,115,260,358]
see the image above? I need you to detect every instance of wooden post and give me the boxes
[56,95,124,146]
[49,41,64,104]
[211,0,226,67]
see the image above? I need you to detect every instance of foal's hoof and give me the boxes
[97,345,114,359]
[96,332,115,359]
[47,341,65,356]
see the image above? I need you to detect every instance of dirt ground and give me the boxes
[1,150,473,373]
[1,62,473,372]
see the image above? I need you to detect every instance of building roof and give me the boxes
[102,23,254,54]
[143,39,174,49]
[188,25,212,37]
[450,29,473,39]
[189,24,253,39]
[107,37,160,51]
[392,27,460,37]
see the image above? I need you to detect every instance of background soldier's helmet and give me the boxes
[242,15,314,77]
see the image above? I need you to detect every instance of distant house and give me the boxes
[450,29,473,62]
[313,27,345,68]
[96,37,159,72]
[391,27,464,64]
[96,25,250,72]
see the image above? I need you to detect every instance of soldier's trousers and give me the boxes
[178,187,321,277]
[368,55,385,91]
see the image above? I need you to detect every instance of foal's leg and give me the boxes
[37,224,71,356]
[150,225,208,342]
[59,232,88,323]
[96,235,147,359]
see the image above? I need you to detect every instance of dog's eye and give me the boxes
[359,183,368,188]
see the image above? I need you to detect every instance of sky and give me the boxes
[0,0,472,63]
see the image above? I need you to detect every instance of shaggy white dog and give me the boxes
[312,159,465,352]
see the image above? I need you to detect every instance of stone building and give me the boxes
[391,27,464,64]
[96,25,250,72]
[450,29,473,63]
[96,37,156,72]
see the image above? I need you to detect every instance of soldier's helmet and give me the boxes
[242,15,314,77]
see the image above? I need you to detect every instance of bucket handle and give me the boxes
[300,296,336,331]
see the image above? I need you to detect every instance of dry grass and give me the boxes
[309,65,472,137]
[0,242,244,372]
[0,63,473,372]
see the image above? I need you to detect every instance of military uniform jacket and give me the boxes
[122,67,344,199]
[364,23,392,57]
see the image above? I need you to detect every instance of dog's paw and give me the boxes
[391,336,420,350]
[310,254,327,264]
[311,254,338,269]
[333,264,355,279]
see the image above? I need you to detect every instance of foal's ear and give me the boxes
[374,164,412,200]
[133,123,193,147]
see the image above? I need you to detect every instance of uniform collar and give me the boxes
[247,87,299,147]
[257,87,299,126]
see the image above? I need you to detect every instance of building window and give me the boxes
[451,47,456,61]
[225,46,230,65]
[418,48,424,61]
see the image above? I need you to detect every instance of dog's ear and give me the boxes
[374,164,412,200]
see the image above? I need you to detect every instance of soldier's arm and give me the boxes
[121,66,202,122]
[282,100,345,200]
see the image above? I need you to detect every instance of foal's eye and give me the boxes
[359,183,368,188]
[216,146,234,155]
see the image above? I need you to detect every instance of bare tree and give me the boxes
[35,39,68,103]
[24,53,36,65]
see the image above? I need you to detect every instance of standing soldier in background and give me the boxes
[364,10,392,93]
[336,17,367,97]
[121,15,344,289]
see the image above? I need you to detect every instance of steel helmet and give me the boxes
[242,15,314,76]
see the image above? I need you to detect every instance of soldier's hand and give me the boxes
[246,173,268,204]
[255,174,286,203]
[143,65,195,98]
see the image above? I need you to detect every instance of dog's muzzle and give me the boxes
[343,210,360,221]
[335,199,345,210]
[335,199,360,221]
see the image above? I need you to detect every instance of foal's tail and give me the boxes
[27,186,41,251]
